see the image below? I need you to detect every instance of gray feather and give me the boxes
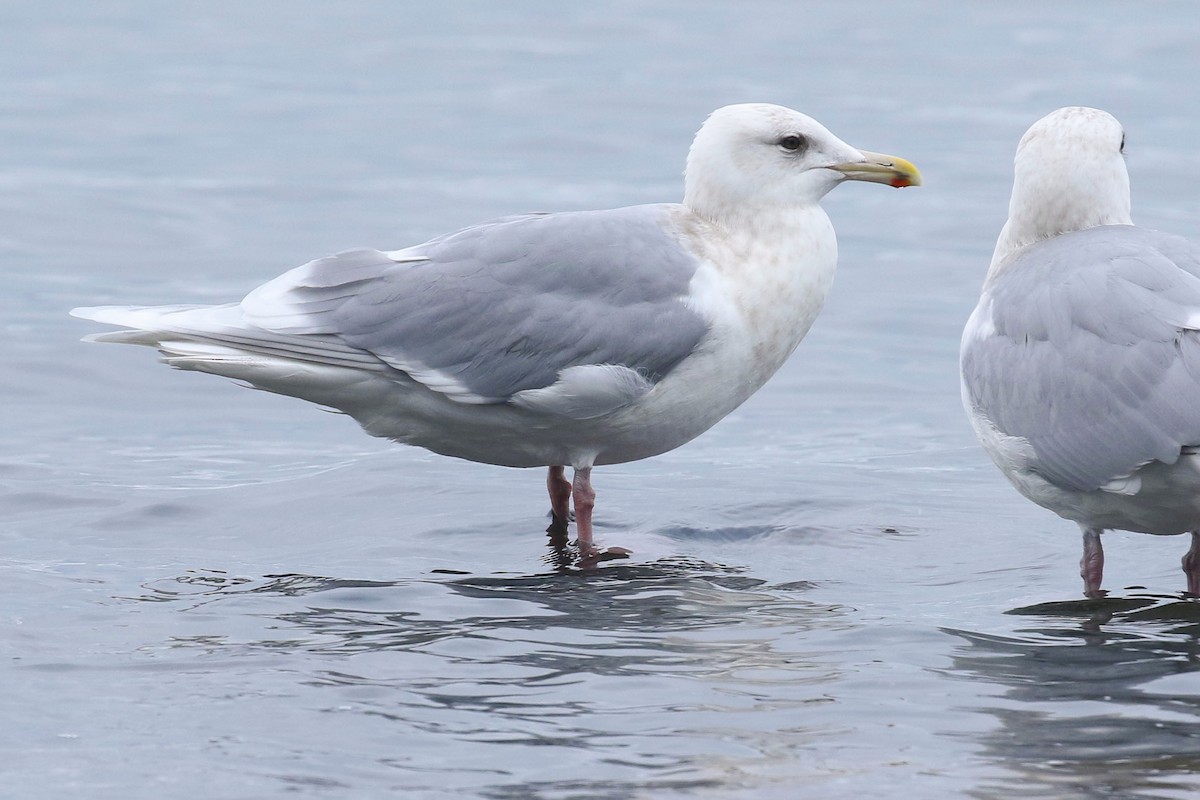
[963,225,1200,490]
[241,204,709,404]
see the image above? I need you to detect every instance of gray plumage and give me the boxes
[240,205,708,405]
[963,225,1200,491]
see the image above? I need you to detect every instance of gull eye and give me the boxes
[777,134,807,154]
[1119,133,1126,154]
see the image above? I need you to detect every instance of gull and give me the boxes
[962,106,1200,596]
[73,103,921,565]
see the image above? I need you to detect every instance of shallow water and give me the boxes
[4,2,1200,798]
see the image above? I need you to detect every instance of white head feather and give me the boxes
[681,103,917,228]
[990,106,1133,278]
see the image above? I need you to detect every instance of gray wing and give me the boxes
[962,225,1200,490]
[241,204,709,413]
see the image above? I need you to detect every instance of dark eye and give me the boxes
[1119,133,1126,154]
[777,134,806,153]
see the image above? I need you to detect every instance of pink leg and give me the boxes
[567,467,631,567]
[546,465,571,524]
[1183,531,1200,596]
[1080,527,1105,598]
[572,466,597,556]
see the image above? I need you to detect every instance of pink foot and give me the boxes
[576,546,633,568]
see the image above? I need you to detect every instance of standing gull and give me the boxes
[962,106,1200,596]
[73,103,921,565]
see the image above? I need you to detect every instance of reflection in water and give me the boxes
[944,597,1200,800]
[542,515,632,570]
[132,560,846,796]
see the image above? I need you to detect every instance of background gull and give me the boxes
[961,105,1200,597]
[73,102,920,566]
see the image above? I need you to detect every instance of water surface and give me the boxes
[4,2,1200,798]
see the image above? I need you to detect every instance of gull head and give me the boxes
[682,103,920,226]
[991,106,1133,272]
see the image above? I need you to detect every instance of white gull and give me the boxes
[961,106,1200,596]
[73,103,921,565]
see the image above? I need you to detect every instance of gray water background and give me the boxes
[4,2,1200,798]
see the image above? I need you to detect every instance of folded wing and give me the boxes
[75,205,711,420]
[962,226,1200,490]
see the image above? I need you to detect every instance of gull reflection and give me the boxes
[943,596,1200,799]
[129,557,846,795]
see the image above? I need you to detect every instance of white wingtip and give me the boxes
[70,304,213,329]
[70,305,133,323]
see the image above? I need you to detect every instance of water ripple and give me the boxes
[943,595,1200,799]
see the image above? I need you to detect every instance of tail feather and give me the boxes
[70,303,384,370]
[71,303,402,412]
